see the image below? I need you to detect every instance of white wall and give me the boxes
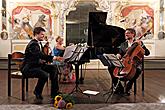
[143,40,156,56]
[155,39,165,56]
[0,39,11,59]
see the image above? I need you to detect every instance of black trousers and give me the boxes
[23,64,59,98]
[108,67,141,92]
[126,68,141,92]
[108,67,118,86]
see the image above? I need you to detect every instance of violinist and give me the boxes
[108,28,150,95]
[21,27,60,102]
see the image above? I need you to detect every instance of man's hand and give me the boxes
[53,56,64,62]
[56,56,64,61]
[116,54,121,59]
[39,59,46,64]
[135,40,142,46]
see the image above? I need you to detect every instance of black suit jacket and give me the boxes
[118,41,150,57]
[21,39,53,73]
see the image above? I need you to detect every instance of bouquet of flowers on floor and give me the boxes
[54,94,75,109]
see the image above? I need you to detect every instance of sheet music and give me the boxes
[70,45,88,62]
[83,90,99,95]
[103,54,124,68]
[63,45,88,62]
[63,45,77,60]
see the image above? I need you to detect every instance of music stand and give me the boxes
[98,54,124,102]
[99,54,124,68]
[63,44,88,95]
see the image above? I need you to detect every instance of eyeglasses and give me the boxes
[125,32,132,34]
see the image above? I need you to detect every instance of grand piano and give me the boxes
[69,12,126,94]
[76,12,126,84]
[87,12,126,59]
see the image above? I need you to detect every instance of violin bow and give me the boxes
[137,27,152,40]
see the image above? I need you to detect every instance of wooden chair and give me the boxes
[8,52,33,101]
[133,57,145,96]
[8,52,50,101]
[104,57,145,103]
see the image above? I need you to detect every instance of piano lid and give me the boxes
[87,12,125,58]
[88,12,125,48]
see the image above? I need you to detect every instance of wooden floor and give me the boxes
[0,69,165,105]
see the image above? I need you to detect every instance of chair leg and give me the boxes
[22,78,25,101]
[142,70,144,96]
[26,78,28,92]
[8,54,11,97]
[123,81,127,93]
[8,74,11,97]
[134,80,137,95]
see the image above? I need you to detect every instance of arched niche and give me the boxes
[66,1,100,45]
[59,0,113,45]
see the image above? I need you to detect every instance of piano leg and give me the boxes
[79,64,84,84]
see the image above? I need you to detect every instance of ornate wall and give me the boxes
[0,0,164,58]
[56,0,159,56]
[4,0,160,40]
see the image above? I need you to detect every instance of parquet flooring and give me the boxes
[0,69,165,105]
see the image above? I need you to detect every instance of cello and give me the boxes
[113,30,150,80]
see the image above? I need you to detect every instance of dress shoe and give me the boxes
[114,86,124,95]
[33,91,43,100]
[124,91,131,96]
[114,89,124,95]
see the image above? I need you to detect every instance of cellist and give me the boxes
[108,28,150,95]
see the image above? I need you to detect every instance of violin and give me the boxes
[43,41,52,55]
[42,41,52,64]
[113,29,150,80]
